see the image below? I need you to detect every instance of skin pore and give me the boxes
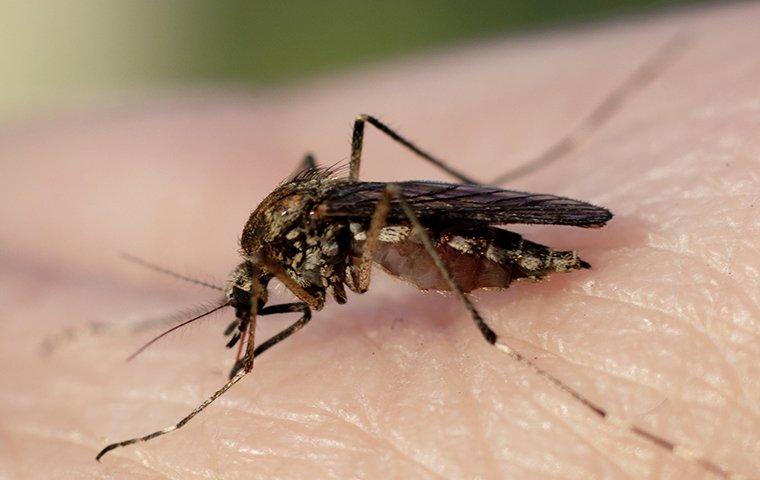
[0,3,758,479]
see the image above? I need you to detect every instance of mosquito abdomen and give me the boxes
[372,226,588,292]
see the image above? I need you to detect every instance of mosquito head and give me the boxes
[225,261,271,319]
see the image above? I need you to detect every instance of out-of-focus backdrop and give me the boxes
[2,0,708,120]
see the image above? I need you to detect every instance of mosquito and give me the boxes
[93,35,742,480]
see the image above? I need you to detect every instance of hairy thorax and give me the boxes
[240,173,351,308]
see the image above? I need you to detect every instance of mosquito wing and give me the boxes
[322,181,612,227]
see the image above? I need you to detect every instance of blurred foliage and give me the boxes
[186,0,705,82]
[1,0,707,115]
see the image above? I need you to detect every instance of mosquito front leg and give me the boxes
[42,255,228,357]
[386,184,738,480]
[243,303,258,373]
[349,114,479,184]
[96,361,250,461]
[97,302,312,461]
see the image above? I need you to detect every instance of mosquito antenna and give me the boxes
[120,252,224,292]
[125,302,230,362]
[490,32,691,185]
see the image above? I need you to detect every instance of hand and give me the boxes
[1,4,757,479]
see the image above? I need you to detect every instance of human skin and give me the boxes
[0,3,758,479]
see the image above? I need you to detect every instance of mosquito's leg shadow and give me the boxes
[40,321,113,357]
[384,184,736,480]
[96,301,312,461]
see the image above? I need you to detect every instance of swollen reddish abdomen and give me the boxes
[372,226,588,292]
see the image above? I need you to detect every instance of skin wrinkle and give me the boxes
[218,327,450,478]
[518,388,632,480]
[113,393,315,433]
[95,392,323,466]
[493,301,686,393]
[13,428,167,479]
[476,351,626,479]
[591,246,756,339]
[449,345,502,479]
[640,243,760,333]
[371,362,454,478]
[564,287,739,392]
[304,406,448,480]
[592,291,747,411]
[560,292,758,422]
[539,346,760,445]
[490,284,754,473]
[488,292,745,478]
[498,359,648,479]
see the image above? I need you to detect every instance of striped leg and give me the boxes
[386,184,737,480]
[96,302,312,461]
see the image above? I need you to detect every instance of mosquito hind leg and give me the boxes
[489,33,689,185]
[97,302,312,461]
[350,35,688,187]
[385,184,736,479]
[384,184,496,341]
[349,114,479,184]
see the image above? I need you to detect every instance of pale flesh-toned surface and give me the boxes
[1,3,759,479]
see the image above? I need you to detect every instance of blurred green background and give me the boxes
[2,0,706,118]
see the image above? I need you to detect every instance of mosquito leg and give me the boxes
[230,320,248,374]
[349,114,479,184]
[489,33,690,185]
[96,362,248,461]
[350,187,393,293]
[97,302,312,461]
[254,302,312,354]
[242,301,258,374]
[349,36,688,188]
[228,302,312,378]
[386,184,736,480]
